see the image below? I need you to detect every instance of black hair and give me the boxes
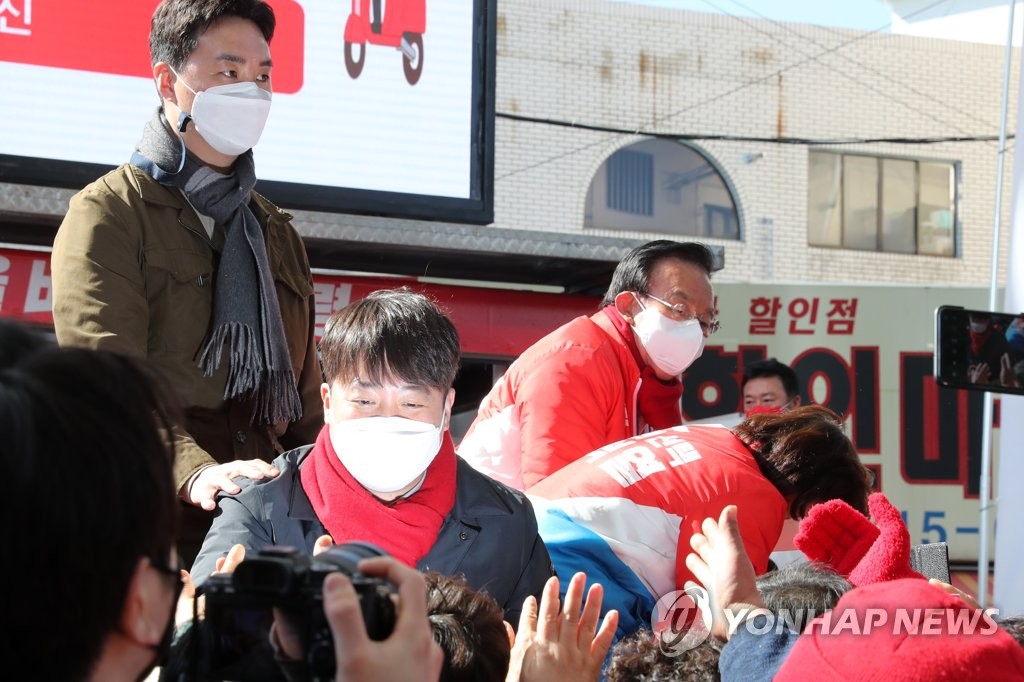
[743,357,799,400]
[734,404,872,519]
[755,562,853,632]
[600,240,715,307]
[150,0,276,70]
[424,572,511,682]
[605,628,722,682]
[319,288,461,391]
[2,321,179,680]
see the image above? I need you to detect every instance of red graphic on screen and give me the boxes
[0,0,304,94]
[344,0,425,85]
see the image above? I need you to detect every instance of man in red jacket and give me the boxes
[458,240,718,490]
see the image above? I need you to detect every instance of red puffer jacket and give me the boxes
[458,312,641,490]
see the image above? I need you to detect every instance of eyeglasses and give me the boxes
[643,293,720,336]
[152,555,186,602]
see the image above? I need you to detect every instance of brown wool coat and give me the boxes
[51,163,323,554]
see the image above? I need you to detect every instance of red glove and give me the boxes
[794,493,925,586]
[848,493,926,586]
[794,497,878,577]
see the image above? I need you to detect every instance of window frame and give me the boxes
[584,139,744,241]
[807,149,961,257]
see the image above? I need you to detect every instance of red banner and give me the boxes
[0,246,598,358]
[0,0,304,94]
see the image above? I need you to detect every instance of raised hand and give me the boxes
[685,505,765,640]
[506,572,619,682]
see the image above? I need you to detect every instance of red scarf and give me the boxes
[969,326,993,359]
[601,306,683,431]
[299,425,457,567]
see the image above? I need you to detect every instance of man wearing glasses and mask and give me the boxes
[459,240,718,490]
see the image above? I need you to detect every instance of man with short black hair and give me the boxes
[742,357,800,417]
[191,289,553,627]
[460,240,718,490]
[2,319,448,682]
[51,0,322,566]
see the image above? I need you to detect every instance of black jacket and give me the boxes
[191,446,554,625]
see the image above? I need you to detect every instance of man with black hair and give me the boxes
[51,0,322,566]
[742,357,800,417]
[1,320,447,682]
[460,240,718,490]
[191,289,553,628]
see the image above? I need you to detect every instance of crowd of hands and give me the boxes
[969,352,1023,388]
[177,535,619,682]
[174,510,986,682]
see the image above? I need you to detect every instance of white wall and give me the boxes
[493,0,1019,287]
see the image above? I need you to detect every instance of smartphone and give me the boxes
[934,305,1024,396]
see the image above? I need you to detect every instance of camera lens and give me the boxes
[315,541,388,574]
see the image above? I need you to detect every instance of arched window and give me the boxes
[584,139,740,240]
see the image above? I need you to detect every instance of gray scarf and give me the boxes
[130,108,301,425]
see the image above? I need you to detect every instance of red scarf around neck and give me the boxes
[601,305,683,431]
[299,425,457,567]
[969,326,993,359]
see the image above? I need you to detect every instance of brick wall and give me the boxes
[492,0,1019,286]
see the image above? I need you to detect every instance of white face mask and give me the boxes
[330,416,443,494]
[172,70,272,155]
[632,299,705,376]
[970,320,989,333]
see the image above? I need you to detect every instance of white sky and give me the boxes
[615,0,893,31]
[615,0,1022,45]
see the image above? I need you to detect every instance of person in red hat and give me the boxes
[685,502,1024,681]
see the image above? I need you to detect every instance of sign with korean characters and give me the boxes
[682,282,993,564]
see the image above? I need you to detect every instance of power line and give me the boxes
[497,111,1011,145]
[694,0,998,138]
[636,0,958,130]
[497,0,983,181]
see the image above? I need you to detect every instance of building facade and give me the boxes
[489,0,1018,287]
[1,0,1017,291]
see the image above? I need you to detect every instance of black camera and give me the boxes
[183,542,396,682]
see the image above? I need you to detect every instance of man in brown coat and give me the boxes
[51,0,322,565]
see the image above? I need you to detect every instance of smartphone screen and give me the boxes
[934,305,1024,396]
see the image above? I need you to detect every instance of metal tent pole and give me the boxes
[979,0,1019,609]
